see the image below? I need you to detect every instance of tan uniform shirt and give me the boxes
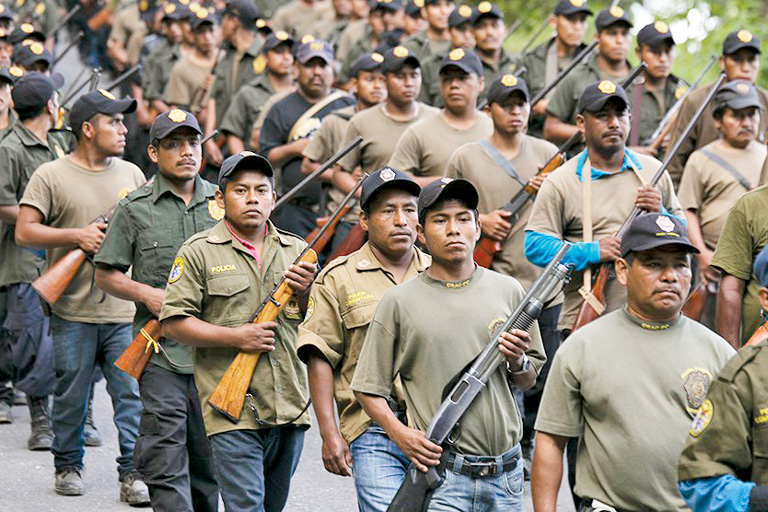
[109,3,147,66]
[270,0,330,37]
[164,55,212,112]
[297,243,430,443]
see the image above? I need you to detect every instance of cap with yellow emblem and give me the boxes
[577,80,629,114]
[0,3,13,21]
[637,21,674,49]
[12,40,50,69]
[352,52,385,77]
[69,89,137,132]
[487,74,530,105]
[149,109,202,141]
[11,71,63,110]
[161,2,192,22]
[218,151,274,187]
[296,38,334,65]
[382,45,419,73]
[190,6,217,30]
[262,30,294,52]
[594,6,632,32]
[371,0,404,12]
[471,1,502,25]
[9,23,45,45]
[449,4,475,28]
[0,66,15,86]
[722,30,761,56]
[714,80,762,112]
[553,0,592,17]
[439,47,482,76]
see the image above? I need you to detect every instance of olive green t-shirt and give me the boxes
[338,102,439,174]
[297,243,430,443]
[270,0,327,38]
[403,30,451,62]
[388,112,493,178]
[219,73,278,147]
[678,140,767,250]
[164,55,211,112]
[20,156,144,323]
[445,135,558,292]
[536,309,735,510]
[93,173,219,375]
[710,186,768,345]
[159,220,311,436]
[143,40,180,102]
[478,50,518,105]
[525,150,683,330]
[351,267,546,456]
[211,39,263,125]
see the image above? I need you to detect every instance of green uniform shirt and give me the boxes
[629,75,687,147]
[297,243,430,443]
[93,173,220,374]
[0,123,68,287]
[418,50,446,108]
[679,341,768,486]
[711,186,768,345]
[351,267,546,456]
[220,73,277,147]
[403,30,451,62]
[143,40,180,102]
[340,25,375,84]
[478,50,518,104]
[159,220,311,436]
[211,39,263,125]
[536,309,734,510]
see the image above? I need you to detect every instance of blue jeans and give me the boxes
[428,445,524,511]
[350,425,410,512]
[50,316,142,477]
[209,426,305,512]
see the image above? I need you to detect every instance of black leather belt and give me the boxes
[443,449,520,478]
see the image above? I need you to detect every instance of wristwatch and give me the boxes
[507,354,531,375]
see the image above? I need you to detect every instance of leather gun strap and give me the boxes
[582,157,593,292]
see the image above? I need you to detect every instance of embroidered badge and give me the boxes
[301,34,315,44]
[500,74,518,87]
[674,86,686,100]
[477,1,492,13]
[681,367,712,414]
[380,168,396,182]
[597,80,616,95]
[755,407,768,428]
[345,291,374,307]
[449,48,465,61]
[168,257,184,283]
[256,18,266,28]
[275,31,289,41]
[208,199,225,221]
[168,109,187,123]
[736,82,751,95]
[689,399,713,437]
[654,21,669,33]
[210,264,237,273]
[164,3,176,14]
[34,2,45,15]
[458,4,472,17]
[306,297,314,320]
[8,65,23,77]
[54,145,65,158]
[284,298,301,320]
[487,317,506,339]
[371,52,384,63]
[737,30,754,43]
[20,23,34,33]
[609,5,624,17]
[252,54,266,74]
[117,187,132,200]
[393,45,410,58]
[569,0,584,6]
[99,88,116,100]
[655,215,675,233]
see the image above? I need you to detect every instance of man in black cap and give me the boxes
[471,1,515,104]
[544,6,633,145]
[352,177,545,511]
[160,151,317,512]
[15,89,149,503]
[679,81,766,334]
[403,0,455,61]
[666,29,768,187]
[298,167,428,511]
[94,109,219,512]
[521,0,592,138]
[221,30,296,154]
[403,0,427,37]
[533,212,734,512]
[260,38,355,238]
[0,71,68,450]
[12,40,51,74]
[341,0,406,83]
[390,47,491,181]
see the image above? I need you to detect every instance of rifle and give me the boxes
[529,40,597,107]
[46,4,82,39]
[503,19,522,42]
[473,63,646,268]
[32,131,219,305]
[387,243,572,512]
[647,55,717,152]
[571,73,727,332]
[103,64,142,92]
[61,67,100,107]
[519,18,550,55]
[207,173,369,422]
[304,204,352,257]
[328,222,366,260]
[52,31,84,68]
[746,319,768,347]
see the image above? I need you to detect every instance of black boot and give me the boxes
[84,388,102,447]
[27,395,53,451]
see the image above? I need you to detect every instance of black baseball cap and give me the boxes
[11,71,63,109]
[753,245,768,287]
[371,0,403,12]
[218,151,274,187]
[439,47,482,76]
[637,21,675,49]
[69,89,137,131]
[262,30,294,52]
[13,41,50,68]
[578,80,629,113]
[352,52,385,77]
[714,80,763,111]
[296,39,334,65]
[190,7,217,29]
[449,4,474,27]
[418,177,478,221]
[405,0,421,17]
[138,0,158,22]
[0,66,15,86]
[9,23,45,45]
[553,0,592,17]
[472,1,502,25]
[149,109,202,140]
[0,4,14,21]
[722,30,761,56]
[620,213,698,257]
[162,2,191,21]
[223,0,261,27]
[595,6,632,32]
[487,74,529,104]
[360,167,421,210]
[382,45,419,73]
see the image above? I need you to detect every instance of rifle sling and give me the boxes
[629,81,644,147]
[476,139,526,186]
[287,91,349,142]
[544,43,559,101]
[699,148,753,191]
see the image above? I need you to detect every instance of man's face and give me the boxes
[439,67,482,112]
[88,113,128,157]
[362,188,419,257]
[554,13,588,47]
[215,170,276,231]
[424,0,454,31]
[449,24,474,47]
[386,64,421,105]
[473,16,505,53]
[616,247,692,320]
[266,44,294,76]
[0,82,11,112]
[578,100,630,155]
[597,25,630,62]
[715,106,760,149]
[351,0,369,18]
[298,57,334,99]
[382,7,406,31]
[637,42,674,81]
[417,199,479,265]
[721,49,760,83]
[355,69,387,106]
[193,24,216,54]
[220,14,237,41]
[0,42,12,66]
[332,0,352,17]
[149,127,202,182]
[164,19,184,44]
[404,13,427,35]
[488,94,529,135]
[369,10,385,35]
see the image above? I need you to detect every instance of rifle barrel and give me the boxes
[62,68,99,105]
[52,31,84,67]
[104,64,141,91]
[530,40,598,106]
[520,18,550,55]
[46,4,83,39]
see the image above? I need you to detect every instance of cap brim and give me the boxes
[472,11,503,24]
[555,6,593,16]
[153,122,203,140]
[582,94,628,113]
[439,61,474,75]
[722,98,764,111]
[362,178,421,209]
[621,239,700,257]
[489,87,530,105]
[385,55,420,73]
[642,34,675,48]
[420,179,479,217]
[100,97,138,115]
[725,43,761,55]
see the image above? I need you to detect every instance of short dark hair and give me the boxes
[419,196,478,224]
[15,102,48,121]
[713,105,728,121]
[219,167,275,192]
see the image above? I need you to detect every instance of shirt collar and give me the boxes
[355,242,431,273]
[151,172,210,206]
[14,121,48,148]
[575,148,643,182]
[206,219,292,249]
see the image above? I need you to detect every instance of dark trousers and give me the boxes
[0,288,12,406]
[135,363,218,512]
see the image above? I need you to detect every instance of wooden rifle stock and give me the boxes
[746,319,768,347]
[681,282,709,321]
[329,222,365,261]
[32,248,87,304]
[305,205,351,257]
[115,319,162,380]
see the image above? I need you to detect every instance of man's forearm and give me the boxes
[355,391,405,439]
[332,166,360,195]
[716,274,746,349]
[16,214,80,249]
[95,266,157,304]
[532,432,568,512]
[227,135,245,154]
[0,204,19,224]
[162,316,241,348]
[543,116,579,146]
[683,210,707,253]
[307,352,342,440]
[267,140,305,168]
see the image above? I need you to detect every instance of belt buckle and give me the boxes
[469,461,496,477]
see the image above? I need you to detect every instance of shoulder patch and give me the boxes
[689,399,713,437]
[168,256,184,283]
[207,199,225,221]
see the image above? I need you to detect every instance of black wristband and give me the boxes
[749,485,768,512]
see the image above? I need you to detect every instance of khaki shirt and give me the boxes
[679,340,768,486]
[537,309,734,510]
[351,267,546,456]
[94,174,219,375]
[159,220,311,436]
[679,140,767,250]
[109,3,147,67]
[144,40,180,102]
[711,186,768,345]
[297,243,430,443]
[445,135,558,291]
[403,30,451,62]
[165,55,212,112]
[336,19,368,62]
[211,39,264,125]
[0,123,69,288]
[270,0,329,38]
[525,150,682,330]
[220,73,277,146]
[20,156,144,324]
[389,112,493,177]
